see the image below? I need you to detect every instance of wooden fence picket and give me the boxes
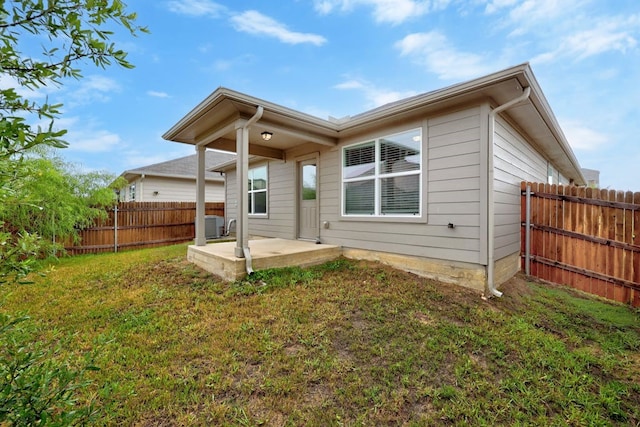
[521,182,640,307]
[64,202,224,255]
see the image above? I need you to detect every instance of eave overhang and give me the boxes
[162,88,340,159]
[120,171,224,183]
[163,63,584,184]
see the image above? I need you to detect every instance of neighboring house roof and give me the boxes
[119,151,236,183]
[163,63,585,185]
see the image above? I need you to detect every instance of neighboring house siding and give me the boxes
[321,107,483,265]
[123,176,224,202]
[493,116,547,259]
[140,176,224,202]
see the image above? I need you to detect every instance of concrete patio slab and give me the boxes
[187,238,342,281]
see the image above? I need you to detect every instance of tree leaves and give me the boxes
[0,0,145,284]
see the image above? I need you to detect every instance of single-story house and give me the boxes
[162,63,584,296]
[117,151,235,202]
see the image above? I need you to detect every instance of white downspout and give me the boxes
[487,86,531,298]
[235,105,264,275]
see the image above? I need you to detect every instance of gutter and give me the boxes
[486,86,531,298]
[236,105,264,275]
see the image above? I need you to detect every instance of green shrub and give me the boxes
[0,313,100,425]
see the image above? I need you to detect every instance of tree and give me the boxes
[2,149,126,258]
[0,2,145,424]
[0,0,147,283]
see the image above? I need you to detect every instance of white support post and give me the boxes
[195,145,206,246]
[235,125,246,257]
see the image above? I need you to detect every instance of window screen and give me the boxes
[342,129,421,216]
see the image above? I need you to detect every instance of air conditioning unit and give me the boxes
[204,215,225,239]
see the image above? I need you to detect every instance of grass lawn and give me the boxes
[1,243,639,426]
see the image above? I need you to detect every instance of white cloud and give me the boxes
[230,11,327,45]
[484,0,518,14]
[0,74,51,99]
[537,16,638,63]
[56,117,122,153]
[395,31,496,80]
[313,0,448,24]
[166,0,227,17]
[334,80,366,90]
[366,0,429,25]
[147,90,170,98]
[480,0,590,42]
[334,77,416,109]
[67,75,121,106]
[560,119,609,151]
[0,73,64,104]
[208,54,257,72]
[123,147,194,169]
[501,0,581,36]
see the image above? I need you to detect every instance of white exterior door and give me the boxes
[298,158,319,241]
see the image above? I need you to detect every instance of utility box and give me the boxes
[204,215,225,239]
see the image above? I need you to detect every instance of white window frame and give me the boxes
[248,165,268,216]
[129,184,136,201]
[341,128,422,219]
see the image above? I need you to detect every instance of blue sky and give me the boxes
[36,0,640,190]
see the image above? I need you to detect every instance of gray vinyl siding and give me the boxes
[225,171,237,225]
[225,161,296,239]
[493,116,547,259]
[226,106,559,267]
[319,107,483,265]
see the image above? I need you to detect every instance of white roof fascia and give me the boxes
[163,87,338,142]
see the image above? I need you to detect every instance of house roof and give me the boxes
[119,150,236,182]
[163,63,585,185]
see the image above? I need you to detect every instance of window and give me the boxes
[342,128,421,216]
[129,184,136,201]
[248,165,267,215]
[547,163,559,185]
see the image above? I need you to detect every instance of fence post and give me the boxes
[114,203,118,253]
[525,184,532,276]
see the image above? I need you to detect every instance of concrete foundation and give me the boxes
[342,248,487,292]
[494,252,521,286]
[187,239,521,293]
[187,238,342,281]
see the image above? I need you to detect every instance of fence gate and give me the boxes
[520,182,640,307]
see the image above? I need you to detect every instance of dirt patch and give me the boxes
[284,343,304,356]
[414,311,436,326]
[487,273,537,314]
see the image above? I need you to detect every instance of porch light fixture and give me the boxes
[261,131,273,141]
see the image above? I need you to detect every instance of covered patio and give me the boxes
[163,88,340,279]
[187,238,342,281]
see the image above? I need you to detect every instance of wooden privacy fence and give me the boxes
[65,202,224,255]
[520,182,640,307]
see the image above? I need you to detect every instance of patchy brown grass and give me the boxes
[1,244,639,426]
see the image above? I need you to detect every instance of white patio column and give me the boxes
[235,124,247,257]
[195,145,206,246]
